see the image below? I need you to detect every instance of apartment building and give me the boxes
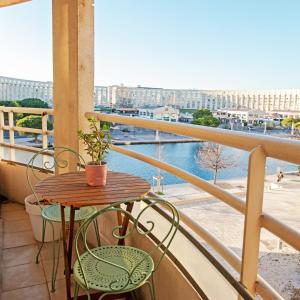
[105,85,300,112]
[1,76,299,113]
[0,76,53,105]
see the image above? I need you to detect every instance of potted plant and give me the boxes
[78,117,112,186]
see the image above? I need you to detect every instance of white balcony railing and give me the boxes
[0,106,54,159]
[1,107,300,299]
[86,111,300,300]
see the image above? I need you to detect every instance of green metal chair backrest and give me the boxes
[26,147,86,209]
[75,197,180,292]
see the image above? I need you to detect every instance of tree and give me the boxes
[192,109,213,120]
[192,116,220,127]
[196,142,237,184]
[192,109,220,127]
[0,100,20,107]
[16,115,53,143]
[19,98,49,108]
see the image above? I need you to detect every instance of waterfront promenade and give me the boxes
[162,173,300,299]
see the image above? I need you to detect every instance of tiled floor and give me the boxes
[0,201,81,300]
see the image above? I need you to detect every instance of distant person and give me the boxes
[277,171,284,183]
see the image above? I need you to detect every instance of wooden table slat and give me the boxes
[36,182,149,194]
[35,171,151,207]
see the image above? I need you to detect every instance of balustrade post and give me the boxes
[8,111,15,161]
[41,113,48,149]
[240,146,266,296]
[8,111,14,145]
[0,107,4,159]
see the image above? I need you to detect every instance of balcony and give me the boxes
[1,1,300,299]
[0,105,300,300]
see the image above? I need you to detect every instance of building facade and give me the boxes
[111,86,300,112]
[0,76,53,105]
[1,76,300,113]
[214,109,266,124]
[138,106,179,122]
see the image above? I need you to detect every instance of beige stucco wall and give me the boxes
[0,161,52,204]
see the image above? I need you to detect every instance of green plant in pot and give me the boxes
[78,117,111,186]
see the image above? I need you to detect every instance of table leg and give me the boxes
[118,202,134,246]
[68,206,76,272]
[61,205,72,300]
[117,207,123,238]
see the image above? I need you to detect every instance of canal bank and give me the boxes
[161,172,299,206]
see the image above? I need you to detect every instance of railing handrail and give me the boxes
[0,106,54,115]
[86,112,300,165]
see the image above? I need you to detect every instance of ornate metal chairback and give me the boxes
[75,197,180,292]
[26,147,86,208]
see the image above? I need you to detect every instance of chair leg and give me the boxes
[146,276,156,300]
[36,219,46,264]
[93,218,101,246]
[151,276,157,300]
[78,221,83,242]
[99,292,109,300]
[50,222,60,292]
[74,282,79,300]
[131,290,138,300]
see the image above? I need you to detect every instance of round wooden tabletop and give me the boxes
[35,171,151,208]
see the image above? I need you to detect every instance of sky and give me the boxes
[0,0,300,90]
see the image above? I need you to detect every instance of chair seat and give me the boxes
[41,205,97,223]
[73,245,154,292]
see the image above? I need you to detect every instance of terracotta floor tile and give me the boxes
[2,262,46,291]
[47,278,86,300]
[3,230,35,249]
[1,284,50,300]
[4,218,32,233]
[40,241,63,261]
[3,244,38,267]
[1,202,25,212]
[2,209,28,221]
[42,256,66,282]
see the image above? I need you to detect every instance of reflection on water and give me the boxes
[2,142,297,185]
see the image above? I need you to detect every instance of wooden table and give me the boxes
[35,171,151,300]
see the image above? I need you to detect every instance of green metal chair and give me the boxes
[26,147,100,292]
[73,197,179,300]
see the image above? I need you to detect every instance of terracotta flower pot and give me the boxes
[85,163,108,186]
